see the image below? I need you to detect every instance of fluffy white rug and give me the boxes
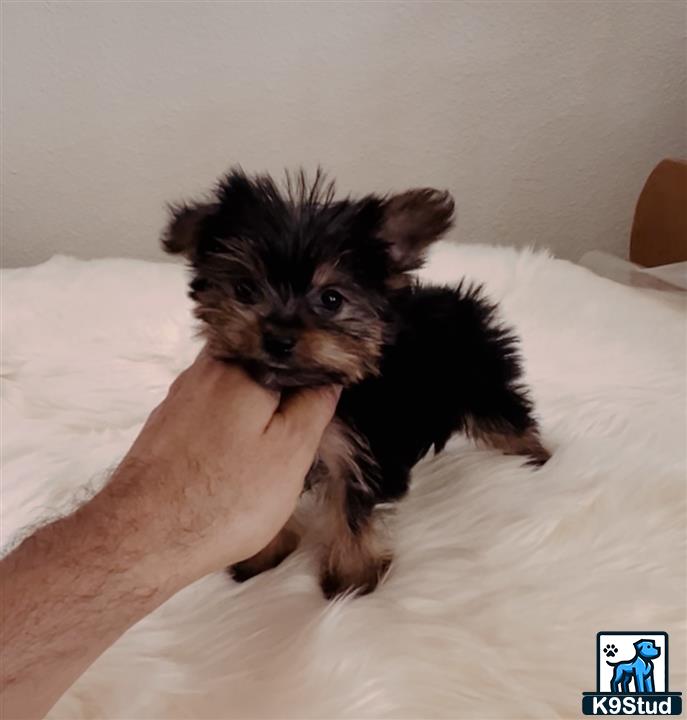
[2,243,685,719]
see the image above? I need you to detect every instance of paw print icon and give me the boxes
[603,643,618,657]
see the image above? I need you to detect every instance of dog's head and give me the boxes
[634,640,660,660]
[162,168,454,388]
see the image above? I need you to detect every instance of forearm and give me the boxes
[0,466,195,720]
[0,354,336,720]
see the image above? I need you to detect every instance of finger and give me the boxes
[268,385,341,449]
[207,365,281,429]
[171,350,281,420]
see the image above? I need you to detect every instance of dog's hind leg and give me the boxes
[441,288,550,467]
[463,385,550,467]
[469,419,550,467]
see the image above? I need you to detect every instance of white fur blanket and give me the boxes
[2,244,685,719]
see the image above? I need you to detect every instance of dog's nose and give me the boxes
[263,332,296,359]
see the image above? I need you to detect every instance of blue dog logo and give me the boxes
[607,639,661,694]
[582,632,682,716]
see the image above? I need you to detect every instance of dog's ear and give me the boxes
[379,188,455,272]
[161,202,217,259]
[162,168,262,260]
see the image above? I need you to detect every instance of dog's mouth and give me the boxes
[235,358,346,390]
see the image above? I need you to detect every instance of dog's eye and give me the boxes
[234,280,258,304]
[320,288,344,312]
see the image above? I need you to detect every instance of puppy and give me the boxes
[162,168,549,598]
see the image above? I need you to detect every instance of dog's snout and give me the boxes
[263,332,296,359]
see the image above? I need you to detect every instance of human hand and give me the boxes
[1,348,341,720]
[103,349,340,584]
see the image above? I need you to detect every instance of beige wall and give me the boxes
[2,1,685,267]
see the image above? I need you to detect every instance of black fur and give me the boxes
[163,167,548,594]
[339,282,537,507]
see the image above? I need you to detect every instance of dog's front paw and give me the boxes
[227,526,300,583]
[319,555,392,600]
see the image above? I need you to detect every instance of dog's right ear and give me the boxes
[161,202,217,259]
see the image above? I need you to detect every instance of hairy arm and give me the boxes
[1,475,182,720]
[0,352,339,719]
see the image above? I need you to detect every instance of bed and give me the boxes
[2,241,685,718]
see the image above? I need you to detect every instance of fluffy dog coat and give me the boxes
[162,169,548,596]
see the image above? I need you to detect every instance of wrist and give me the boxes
[98,456,251,588]
[85,461,204,598]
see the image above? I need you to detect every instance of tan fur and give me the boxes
[310,422,390,597]
[311,262,341,288]
[162,202,218,257]
[385,273,414,290]
[229,519,301,581]
[313,419,376,495]
[318,474,391,598]
[298,328,382,383]
[195,300,263,359]
[468,422,551,466]
[192,271,385,384]
[231,421,387,594]
[380,188,455,272]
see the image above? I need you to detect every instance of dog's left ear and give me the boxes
[379,188,455,272]
[161,202,217,260]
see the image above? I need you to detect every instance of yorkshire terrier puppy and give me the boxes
[162,168,549,598]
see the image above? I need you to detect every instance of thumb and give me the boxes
[270,385,342,450]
